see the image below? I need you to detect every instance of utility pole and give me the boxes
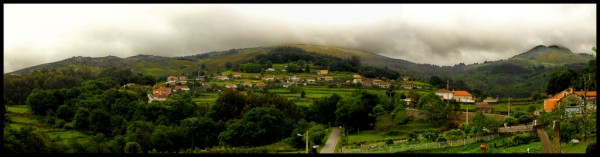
[465,98,468,124]
[306,129,309,154]
[508,97,511,117]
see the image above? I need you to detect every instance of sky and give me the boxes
[3,4,597,73]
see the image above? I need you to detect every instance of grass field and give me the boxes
[345,120,447,145]
[6,105,92,145]
[7,105,29,114]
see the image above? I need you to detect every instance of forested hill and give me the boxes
[6,44,595,98]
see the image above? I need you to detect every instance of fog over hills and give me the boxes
[4,4,596,73]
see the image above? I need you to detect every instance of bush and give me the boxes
[386,139,394,145]
[504,133,537,146]
[54,119,66,129]
[407,132,418,142]
[503,116,518,126]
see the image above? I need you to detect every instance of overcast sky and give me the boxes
[4,4,597,73]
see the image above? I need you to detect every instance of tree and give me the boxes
[218,107,294,147]
[90,109,112,135]
[3,126,53,153]
[209,89,247,121]
[503,116,518,126]
[308,123,328,146]
[407,91,420,104]
[56,105,74,122]
[546,69,578,95]
[224,62,233,70]
[417,93,448,124]
[124,142,143,154]
[390,102,409,125]
[335,97,369,131]
[301,90,306,98]
[305,64,311,73]
[429,76,445,88]
[374,113,395,134]
[26,89,59,115]
[74,107,91,130]
[309,94,341,126]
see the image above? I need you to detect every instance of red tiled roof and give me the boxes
[544,88,597,112]
[544,99,559,112]
[453,90,472,96]
[168,75,177,78]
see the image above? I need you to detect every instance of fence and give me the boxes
[344,134,500,153]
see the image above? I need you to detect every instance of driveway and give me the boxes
[320,127,341,153]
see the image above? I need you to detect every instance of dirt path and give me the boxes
[320,127,341,153]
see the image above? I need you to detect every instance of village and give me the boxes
[141,66,596,119]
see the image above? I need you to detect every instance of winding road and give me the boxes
[320,127,341,153]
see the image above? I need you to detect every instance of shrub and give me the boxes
[504,133,537,146]
[54,119,66,129]
[407,132,418,142]
[386,139,394,145]
[503,116,518,126]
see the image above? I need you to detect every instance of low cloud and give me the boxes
[4,4,596,73]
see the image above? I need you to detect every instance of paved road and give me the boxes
[320,127,341,153]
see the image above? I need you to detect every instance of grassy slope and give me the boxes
[6,105,91,144]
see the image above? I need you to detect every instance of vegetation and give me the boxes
[3,45,595,154]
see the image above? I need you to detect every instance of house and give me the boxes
[483,96,499,103]
[124,83,135,88]
[453,90,475,103]
[217,75,229,81]
[318,70,329,75]
[402,81,413,89]
[306,77,316,83]
[195,76,206,81]
[233,72,242,78]
[178,76,188,85]
[378,82,391,89]
[263,76,274,81]
[353,74,362,84]
[402,76,410,81]
[225,84,238,89]
[274,76,285,81]
[290,76,300,82]
[362,80,372,87]
[475,102,491,113]
[167,75,178,83]
[282,82,291,88]
[371,79,384,86]
[266,68,275,72]
[435,89,453,100]
[324,76,333,81]
[152,86,172,101]
[256,81,266,87]
[173,85,190,93]
[543,88,597,112]
[241,81,253,87]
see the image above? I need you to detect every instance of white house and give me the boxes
[435,89,453,100]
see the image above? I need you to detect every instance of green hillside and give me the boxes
[7,44,593,98]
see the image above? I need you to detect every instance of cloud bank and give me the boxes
[4,4,596,73]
